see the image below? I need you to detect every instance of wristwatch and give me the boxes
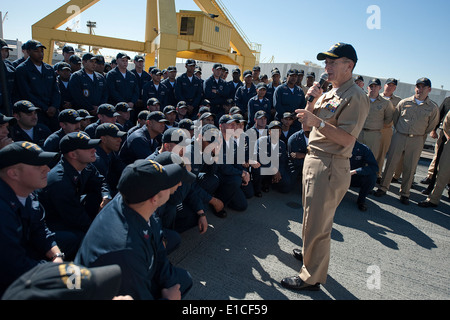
[317,120,326,130]
[52,252,65,261]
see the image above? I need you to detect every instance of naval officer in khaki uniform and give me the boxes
[281,43,369,291]
[418,110,450,207]
[358,78,394,158]
[378,78,402,180]
[422,95,450,184]
[374,77,439,204]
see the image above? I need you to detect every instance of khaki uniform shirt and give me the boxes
[309,77,370,158]
[393,96,439,136]
[443,110,450,139]
[381,93,402,108]
[363,95,394,130]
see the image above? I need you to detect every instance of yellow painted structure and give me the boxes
[31,0,259,72]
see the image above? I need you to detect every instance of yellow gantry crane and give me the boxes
[31,0,260,72]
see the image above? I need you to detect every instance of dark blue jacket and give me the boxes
[42,128,66,152]
[247,95,272,128]
[74,193,191,300]
[57,76,72,109]
[235,84,257,113]
[14,58,61,112]
[203,76,229,112]
[0,59,15,114]
[161,78,178,107]
[350,141,379,176]
[119,126,161,165]
[131,69,152,100]
[68,69,108,112]
[287,129,308,168]
[0,179,57,295]
[9,123,52,147]
[227,80,243,100]
[273,84,306,120]
[106,67,139,105]
[38,158,111,233]
[255,136,289,172]
[142,81,169,108]
[94,146,126,197]
[175,73,203,108]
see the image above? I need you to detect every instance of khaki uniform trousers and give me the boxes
[358,129,381,162]
[428,139,450,204]
[379,133,424,197]
[427,130,445,177]
[300,152,350,285]
[376,126,393,177]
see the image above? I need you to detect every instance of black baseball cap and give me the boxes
[177,101,187,109]
[385,78,398,86]
[59,131,101,154]
[0,113,17,126]
[116,52,131,60]
[147,98,160,106]
[62,45,75,53]
[147,111,169,122]
[97,104,119,117]
[268,120,282,129]
[219,114,239,124]
[287,69,299,76]
[115,102,133,113]
[185,59,196,66]
[253,66,261,71]
[213,63,223,70]
[162,127,191,146]
[82,53,98,61]
[232,114,247,123]
[167,66,177,72]
[138,110,150,120]
[57,62,72,71]
[317,42,358,63]
[368,78,381,86]
[95,123,127,139]
[77,109,95,119]
[134,55,145,62]
[255,110,268,119]
[201,124,221,143]
[229,106,242,115]
[256,83,267,90]
[416,77,432,87]
[26,40,46,51]
[0,39,12,51]
[118,159,184,204]
[307,72,315,78]
[153,152,196,184]
[1,262,122,300]
[163,106,176,114]
[199,112,215,121]
[243,70,252,78]
[150,68,162,75]
[283,112,295,119]
[69,55,82,65]
[13,100,40,114]
[178,119,194,130]
[0,142,59,170]
[58,109,82,124]
[354,75,364,82]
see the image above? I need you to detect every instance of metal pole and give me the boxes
[0,59,12,116]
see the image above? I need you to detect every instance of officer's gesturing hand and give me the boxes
[162,284,181,300]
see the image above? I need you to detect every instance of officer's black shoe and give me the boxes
[418,200,437,208]
[376,177,381,184]
[374,189,386,197]
[399,196,409,205]
[420,177,432,185]
[281,276,320,291]
[357,202,368,212]
[391,177,400,183]
[213,209,227,218]
[421,188,432,195]
[292,249,303,262]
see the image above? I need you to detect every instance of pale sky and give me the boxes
[1,0,449,89]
